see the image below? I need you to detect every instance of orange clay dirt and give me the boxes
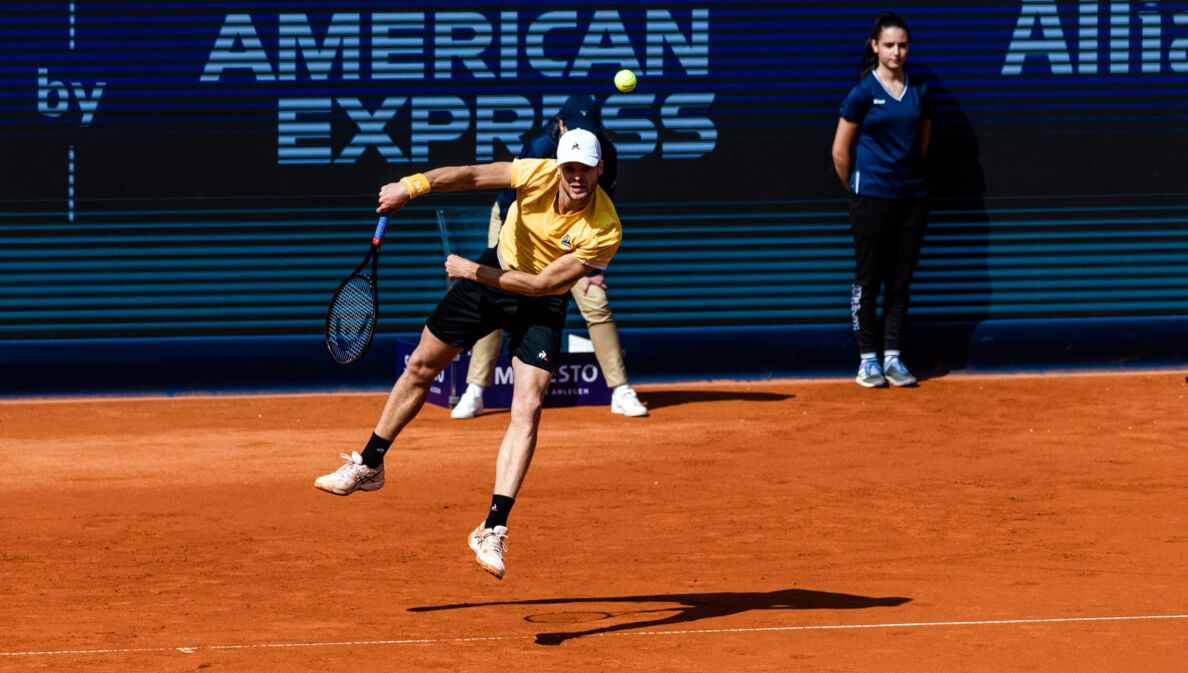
[0,372,1185,672]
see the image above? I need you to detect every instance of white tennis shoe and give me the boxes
[883,356,917,387]
[611,384,648,417]
[856,360,887,388]
[451,384,484,419]
[314,451,384,495]
[468,522,509,579]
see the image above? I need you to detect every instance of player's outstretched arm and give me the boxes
[445,253,590,298]
[377,162,514,214]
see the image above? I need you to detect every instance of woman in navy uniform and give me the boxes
[831,11,932,388]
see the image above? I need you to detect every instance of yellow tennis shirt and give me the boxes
[498,158,622,290]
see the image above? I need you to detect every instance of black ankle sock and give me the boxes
[360,433,392,468]
[484,494,515,529]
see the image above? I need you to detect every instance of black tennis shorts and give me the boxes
[425,247,569,373]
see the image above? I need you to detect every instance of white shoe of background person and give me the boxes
[883,355,918,387]
[611,384,648,417]
[468,522,509,579]
[451,383,484,419]
[314,452,385,495]
[855,359,887,388]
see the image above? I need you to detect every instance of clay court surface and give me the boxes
[1,372,1185,671]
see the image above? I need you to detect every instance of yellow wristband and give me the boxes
[400,173,431,199]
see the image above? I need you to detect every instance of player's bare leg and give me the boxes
[374,326,463,439]
[314,327,461,495]
[469,356,552,578]
[493,356,551,496]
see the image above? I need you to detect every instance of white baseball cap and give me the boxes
[556,128,601,167]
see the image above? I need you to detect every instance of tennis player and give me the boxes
[314,128,621,579]
[451,93,648,419]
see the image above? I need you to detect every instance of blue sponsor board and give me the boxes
[396,339,611,410]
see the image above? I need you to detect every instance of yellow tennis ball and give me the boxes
[614,69,637,92]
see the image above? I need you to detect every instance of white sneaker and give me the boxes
[883,356,917,387]
[451,385,484,419]
[611,385,648,417]
[314,452,384,496]
[468,522,509,579]
[855,360,887,388]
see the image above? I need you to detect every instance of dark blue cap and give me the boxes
[560,94,598,132]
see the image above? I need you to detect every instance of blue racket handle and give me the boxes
[371,215,389,246]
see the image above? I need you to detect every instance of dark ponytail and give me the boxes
[860,12,911,77]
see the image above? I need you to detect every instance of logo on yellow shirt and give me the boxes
[560,235,572,248]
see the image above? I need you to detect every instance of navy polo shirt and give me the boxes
[840,71,932,199]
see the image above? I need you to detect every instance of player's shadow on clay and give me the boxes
[637,390,793,411]
[409,587,909,646]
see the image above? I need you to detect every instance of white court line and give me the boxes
[2,614,1184,657]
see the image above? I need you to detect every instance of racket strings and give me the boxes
[327,274,377,363]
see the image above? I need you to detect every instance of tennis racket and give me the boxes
[325,214,389,364]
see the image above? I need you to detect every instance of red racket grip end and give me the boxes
[372,215,389,246]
